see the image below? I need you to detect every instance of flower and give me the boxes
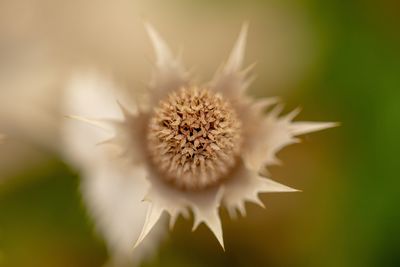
[67,23,336,250]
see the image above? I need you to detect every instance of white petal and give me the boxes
[191,187,225,249]
[242,101,337,171]
[211,23,253,97]
[225,23,248,74]
[145,23,176,69]
[145,23,189,103]
[135,169,225,250]
[290,121,339,136]
[65,115,115,133]
[223,160,298,220]
[134,202,164,249]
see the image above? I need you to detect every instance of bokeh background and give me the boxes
[0,0,399,266]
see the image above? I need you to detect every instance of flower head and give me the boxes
[69,23,336,250]
[147,86,242,190]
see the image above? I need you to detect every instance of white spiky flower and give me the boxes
[68,23,336,250]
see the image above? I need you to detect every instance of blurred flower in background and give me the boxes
[62,72,166,266]
[0,0,399,267]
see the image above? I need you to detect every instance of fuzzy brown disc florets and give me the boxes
[147,87,242,190]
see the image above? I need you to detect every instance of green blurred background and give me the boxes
[0,0,399,266]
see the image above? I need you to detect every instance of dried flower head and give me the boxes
[68,23,336,250]
[147,87,242,190]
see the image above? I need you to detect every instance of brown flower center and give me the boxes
[147,87,242,190]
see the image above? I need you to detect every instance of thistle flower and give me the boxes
[67,23,336,250]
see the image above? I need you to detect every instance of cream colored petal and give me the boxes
[223,160,298,219]
[210,23,253,98]
[135,169,225,250]
[234,96,280,169]
[242,102,337,172]
[290,121,339,136]
[225,23,248,74]
[66,115,116,133]
[145,23,189,103]
[145,23,176,69]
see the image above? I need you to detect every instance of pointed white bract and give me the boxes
[222,160,298,219]
[211,23,254,98]
[225,23,248,74]
[145,23,189,104]
[242,104,337,172]
[134,165,226,248]
[63,23,336,253]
